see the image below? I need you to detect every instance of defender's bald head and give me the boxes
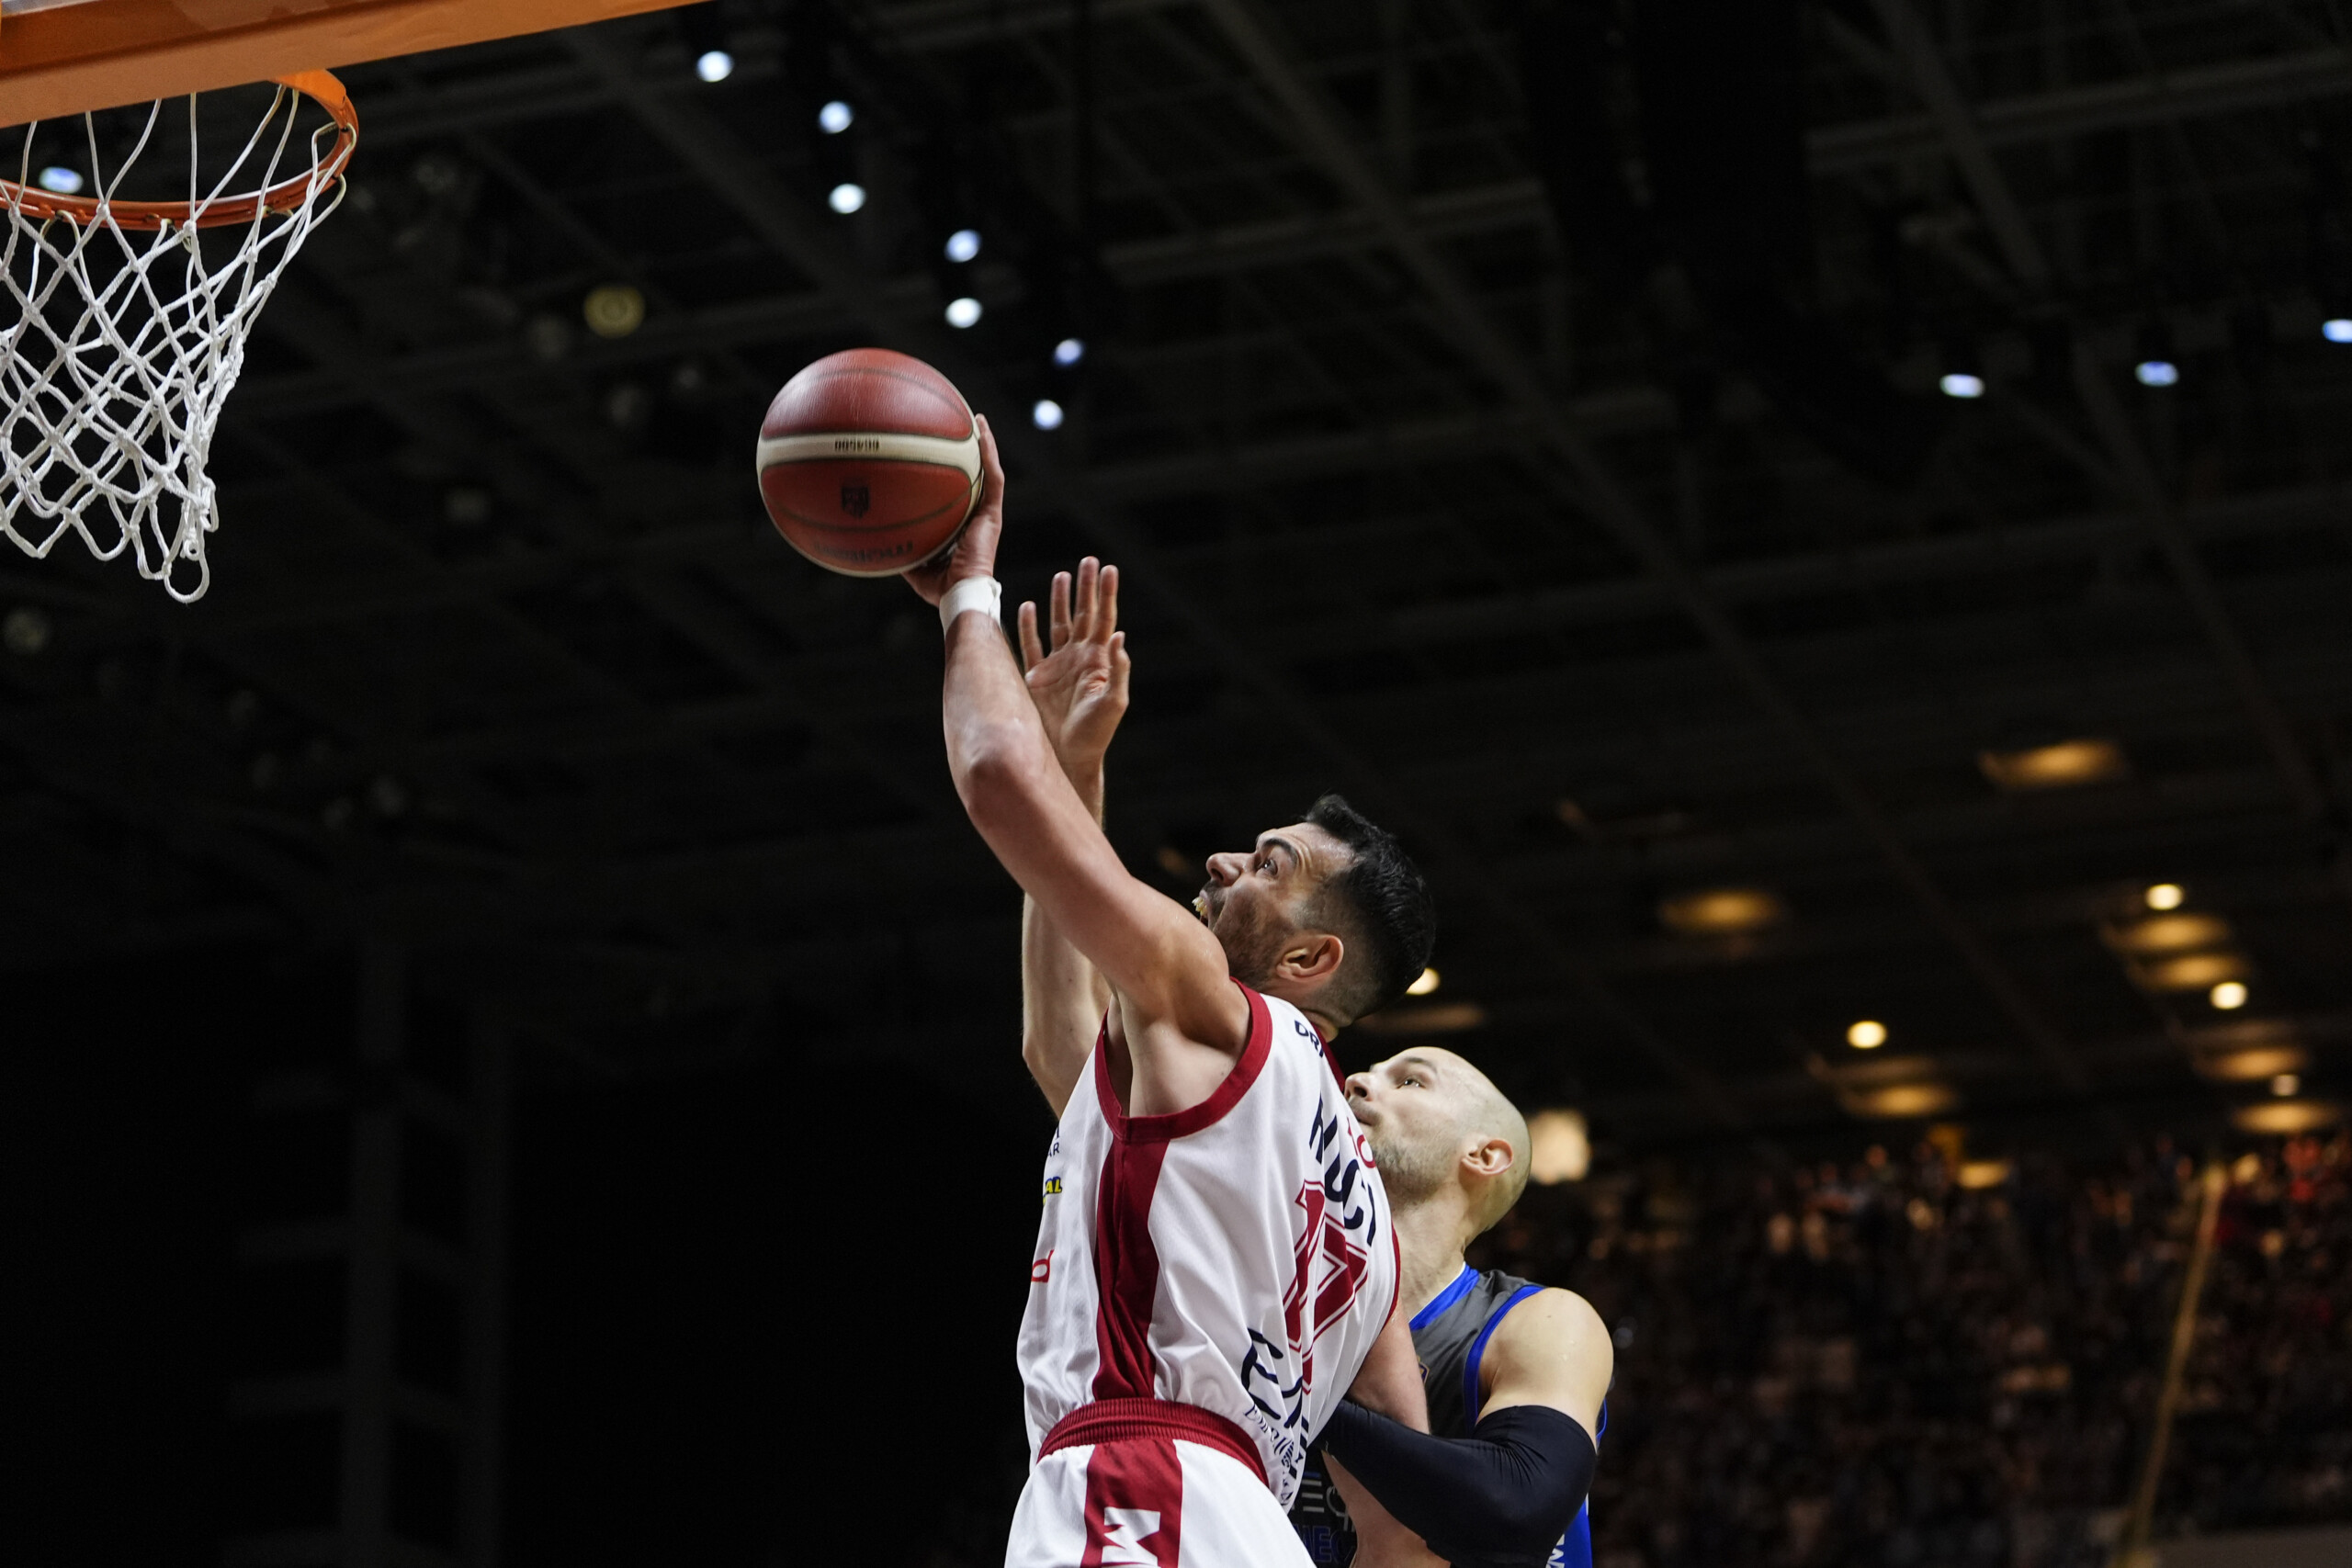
[1422,1048,1531,1233]
[1348,1047,1531,1238]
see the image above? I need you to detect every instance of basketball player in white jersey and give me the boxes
[1001,545,1612,1568]
[905,422,1433,1568]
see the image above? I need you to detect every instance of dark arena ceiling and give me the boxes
[6,0,2351,1150]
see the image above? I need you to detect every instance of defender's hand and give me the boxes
[1018,556,1130,774]
[904,414,1005,606]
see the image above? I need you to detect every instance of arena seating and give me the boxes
[1472,1134,2352,1568]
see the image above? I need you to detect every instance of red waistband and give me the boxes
[1039,1399,1269,1489]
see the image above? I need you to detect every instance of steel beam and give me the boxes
[560,22,1749,1131]
[1870,0,2352,908]
[1198,0,2094,1095]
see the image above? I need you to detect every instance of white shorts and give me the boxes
[1006,1433,1311,1568]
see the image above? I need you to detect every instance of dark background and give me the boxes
[7,0,2352,1562]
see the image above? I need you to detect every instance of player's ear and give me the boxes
[1464,1134,1515,1179]
[1280,931,1344,985]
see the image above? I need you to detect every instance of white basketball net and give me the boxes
[0,87,349,602]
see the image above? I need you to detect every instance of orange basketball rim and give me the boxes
[0,1,707,129]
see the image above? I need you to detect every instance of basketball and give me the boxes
[754,348,982,578]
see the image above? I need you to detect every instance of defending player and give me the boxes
[904,421,1434,1568]
[1294,1050,1612,1568]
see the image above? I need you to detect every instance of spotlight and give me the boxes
[1031,398,1065,430]
[827,182,865,215]
[1847,1020,1887,1049]
[944,229,981,264]
[2211,980,2249,1010]
[1408,968,1441,997]
[678,4,732,85]
[2144,882,2185,910]
[1939,372,1985,400]
[2133,319,2178,387]
[582,283,646,340]
[819,100,854,134]
[2272,1073,2301,1097]
[36,166,83,195]
[2,604,53,656]
[1053,337,1085,367]
[944,297,982,328]
[2324,319,2352,344]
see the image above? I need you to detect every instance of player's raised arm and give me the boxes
[1015,558,1130,1112]
[908,421,1249,1076]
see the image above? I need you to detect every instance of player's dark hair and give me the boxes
[1302,794,1436,1024]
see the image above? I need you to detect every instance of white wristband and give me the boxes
[939,575,1002,632]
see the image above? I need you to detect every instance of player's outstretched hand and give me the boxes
[903,413,1005,606]
[1018,555,1130,776]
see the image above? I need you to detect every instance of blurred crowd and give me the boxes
[1470,1131,2352,1568]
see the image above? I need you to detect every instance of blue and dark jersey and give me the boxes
[1289,1266,1604,1568]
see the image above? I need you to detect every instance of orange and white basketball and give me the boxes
[755,348,982,578]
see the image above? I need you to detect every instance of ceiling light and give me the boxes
[582,283,646,340]
[1939,372,1984,399]
[1978,738,2129,792]
[2134,359,2179,387]
[1956,1158,2010,1190]
[1527,1109,1589,1184]
[3,604,53,656]
[944,229,981,263]
[819,100,854,134]
[2210,979,2249,1010]
[944,296,982,328]
[827,182,865,214]
[2194,1044,2307,1082]
[2271,1073,2301,1097]
[2323,319,2352,344]
[37,165,83,195]
[1843,1081,1959,1120]
[2105,912,2230,955]
[1030,398,1064,430]
[1053,337,1086,367]
[1847,1020,1887,1049]
[1658,886,1786,936]
[2144,882,2185,910]
[1407,967,1441,997]
[695,49,734,82]
[2232,1100,2342,1134]
[2137,952,2246,991]
[1354,1001,1488,1036]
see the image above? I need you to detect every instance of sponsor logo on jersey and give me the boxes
[1242,1091,1382,1483]
[1042,1174,1063,1203]
[1096,1508,1164,1566]
[1031,1249,1053,1283]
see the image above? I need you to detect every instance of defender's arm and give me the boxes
[1327,1307,1444,1568]
[1319,1290,1611,1568]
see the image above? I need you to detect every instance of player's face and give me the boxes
[1345,1051,1474,1199]
[1194,821,1345,984]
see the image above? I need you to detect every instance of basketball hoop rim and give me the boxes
[0,70,356,231]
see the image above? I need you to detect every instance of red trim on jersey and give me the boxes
[1090,983,1273,1144]
[1090,1133,1173,1399]
[1043,1396,1270,1489]
[1313,1028,1347,1091]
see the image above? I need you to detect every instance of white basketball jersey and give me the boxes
[1018,984,1399,1508]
